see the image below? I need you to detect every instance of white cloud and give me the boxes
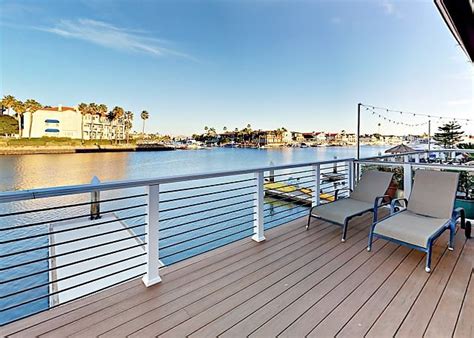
[37,18,194,60]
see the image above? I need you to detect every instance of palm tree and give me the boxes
[88,103,99,139]
[24,99,42,138]
[12,100,26,137]
[1,95,16,116]
[97,104,108,140]
[78,103,89,142]
[97,104,108,117]
[223,126,227,132]
[141,110,149,139]
[204,126,209,134]
[124,111,133,144]
[111,106,125,143]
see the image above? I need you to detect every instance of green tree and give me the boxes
[141,110,149,139]
[78,103,89,142]
[433,121,464,149]
[125,111,134,144]
[1,95,16,116]
[0,115,19,135]
[87,103,99,139]
[110,106,125,143]
[12,100,26,137]
[24,99,42,139]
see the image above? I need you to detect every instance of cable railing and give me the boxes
[0,156,354,325]
[2,149,472,326]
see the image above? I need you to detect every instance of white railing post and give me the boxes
[252,171,265,242]
[403,156,412,199]
[142,184,162,287]
[414,153,420,163]
[312,164,321,207]
[347,160,354,191]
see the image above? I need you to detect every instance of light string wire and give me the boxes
[361,103,471,126]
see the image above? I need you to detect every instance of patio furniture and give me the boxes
[368,170,464,272]
[307,170,394,242]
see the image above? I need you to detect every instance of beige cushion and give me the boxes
[311,198,374,225]
[374,210,449,248]
[407,170,459,219]
[351,171,394,204]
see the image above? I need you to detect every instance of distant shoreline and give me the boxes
[0,144,175,155]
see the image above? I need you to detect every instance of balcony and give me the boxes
[0,152,472,336]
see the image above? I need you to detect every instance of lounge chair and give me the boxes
[368,170,464,272]
[307,170,394,242]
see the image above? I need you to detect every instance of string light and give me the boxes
[364,107,429,127]
[361,104,471,122]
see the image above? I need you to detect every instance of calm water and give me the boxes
[0,146,386,324]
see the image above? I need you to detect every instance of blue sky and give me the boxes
[0,0,472,136]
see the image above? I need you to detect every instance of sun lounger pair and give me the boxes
[308,169,464,272]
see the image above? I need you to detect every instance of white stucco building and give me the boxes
[22,105,126,140]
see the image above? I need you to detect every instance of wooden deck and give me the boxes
[2,213,473,337]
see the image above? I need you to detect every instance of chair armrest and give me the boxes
[373,195,390,223]
[390,198,408,214]
[452,207,466,229]
[335,188,353,200]
[452,207,471,239]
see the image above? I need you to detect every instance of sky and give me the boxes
[0,0,473,136]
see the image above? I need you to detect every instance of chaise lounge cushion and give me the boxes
[311,198,374,225]
[373,210,449,248]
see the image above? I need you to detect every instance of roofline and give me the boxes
[434,0,474,62]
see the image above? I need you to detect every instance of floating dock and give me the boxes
[264,181,336,205]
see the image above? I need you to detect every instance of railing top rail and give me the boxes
[0,157,354,203]
[362,148,474,161]
[357,159,474,171]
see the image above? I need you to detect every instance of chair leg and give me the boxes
[341,219,349,242]
[448,222,455,251]
[367,228,374,252]
[425,245,432,273]
[306,213,312,230]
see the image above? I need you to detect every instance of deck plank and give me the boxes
[335,250,423,337]
[146,221,371,337]
[72,221,336,337]
[278,243,403,337]
[220,233,382,337]
[186,226,373,337]
[1,213,471,338]
[13,217,317,337]
[365,233,458,338]
[395,234,465,337]
[424,237,472,337]
[453,269,474,338]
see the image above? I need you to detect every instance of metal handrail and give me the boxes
[0,157,354,203]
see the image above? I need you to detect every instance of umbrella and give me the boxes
[384,144,416,154]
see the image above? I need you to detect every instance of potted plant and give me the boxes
[455,170,474,219]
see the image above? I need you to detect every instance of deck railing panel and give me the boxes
[1,150,471,325]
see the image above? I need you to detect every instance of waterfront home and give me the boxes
[291,131,305,143]
[257,130,287,146]
[23,106,82,139]
[22,105,127,141]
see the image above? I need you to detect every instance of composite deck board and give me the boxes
[39,220,331,337]
[1,213,472,338]
[425,238,473,337]
[75,221,337,337]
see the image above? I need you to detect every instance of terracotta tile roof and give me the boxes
[41,106,76,112]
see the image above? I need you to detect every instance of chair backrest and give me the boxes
[350,170,394,204]
[407,170,459,219]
